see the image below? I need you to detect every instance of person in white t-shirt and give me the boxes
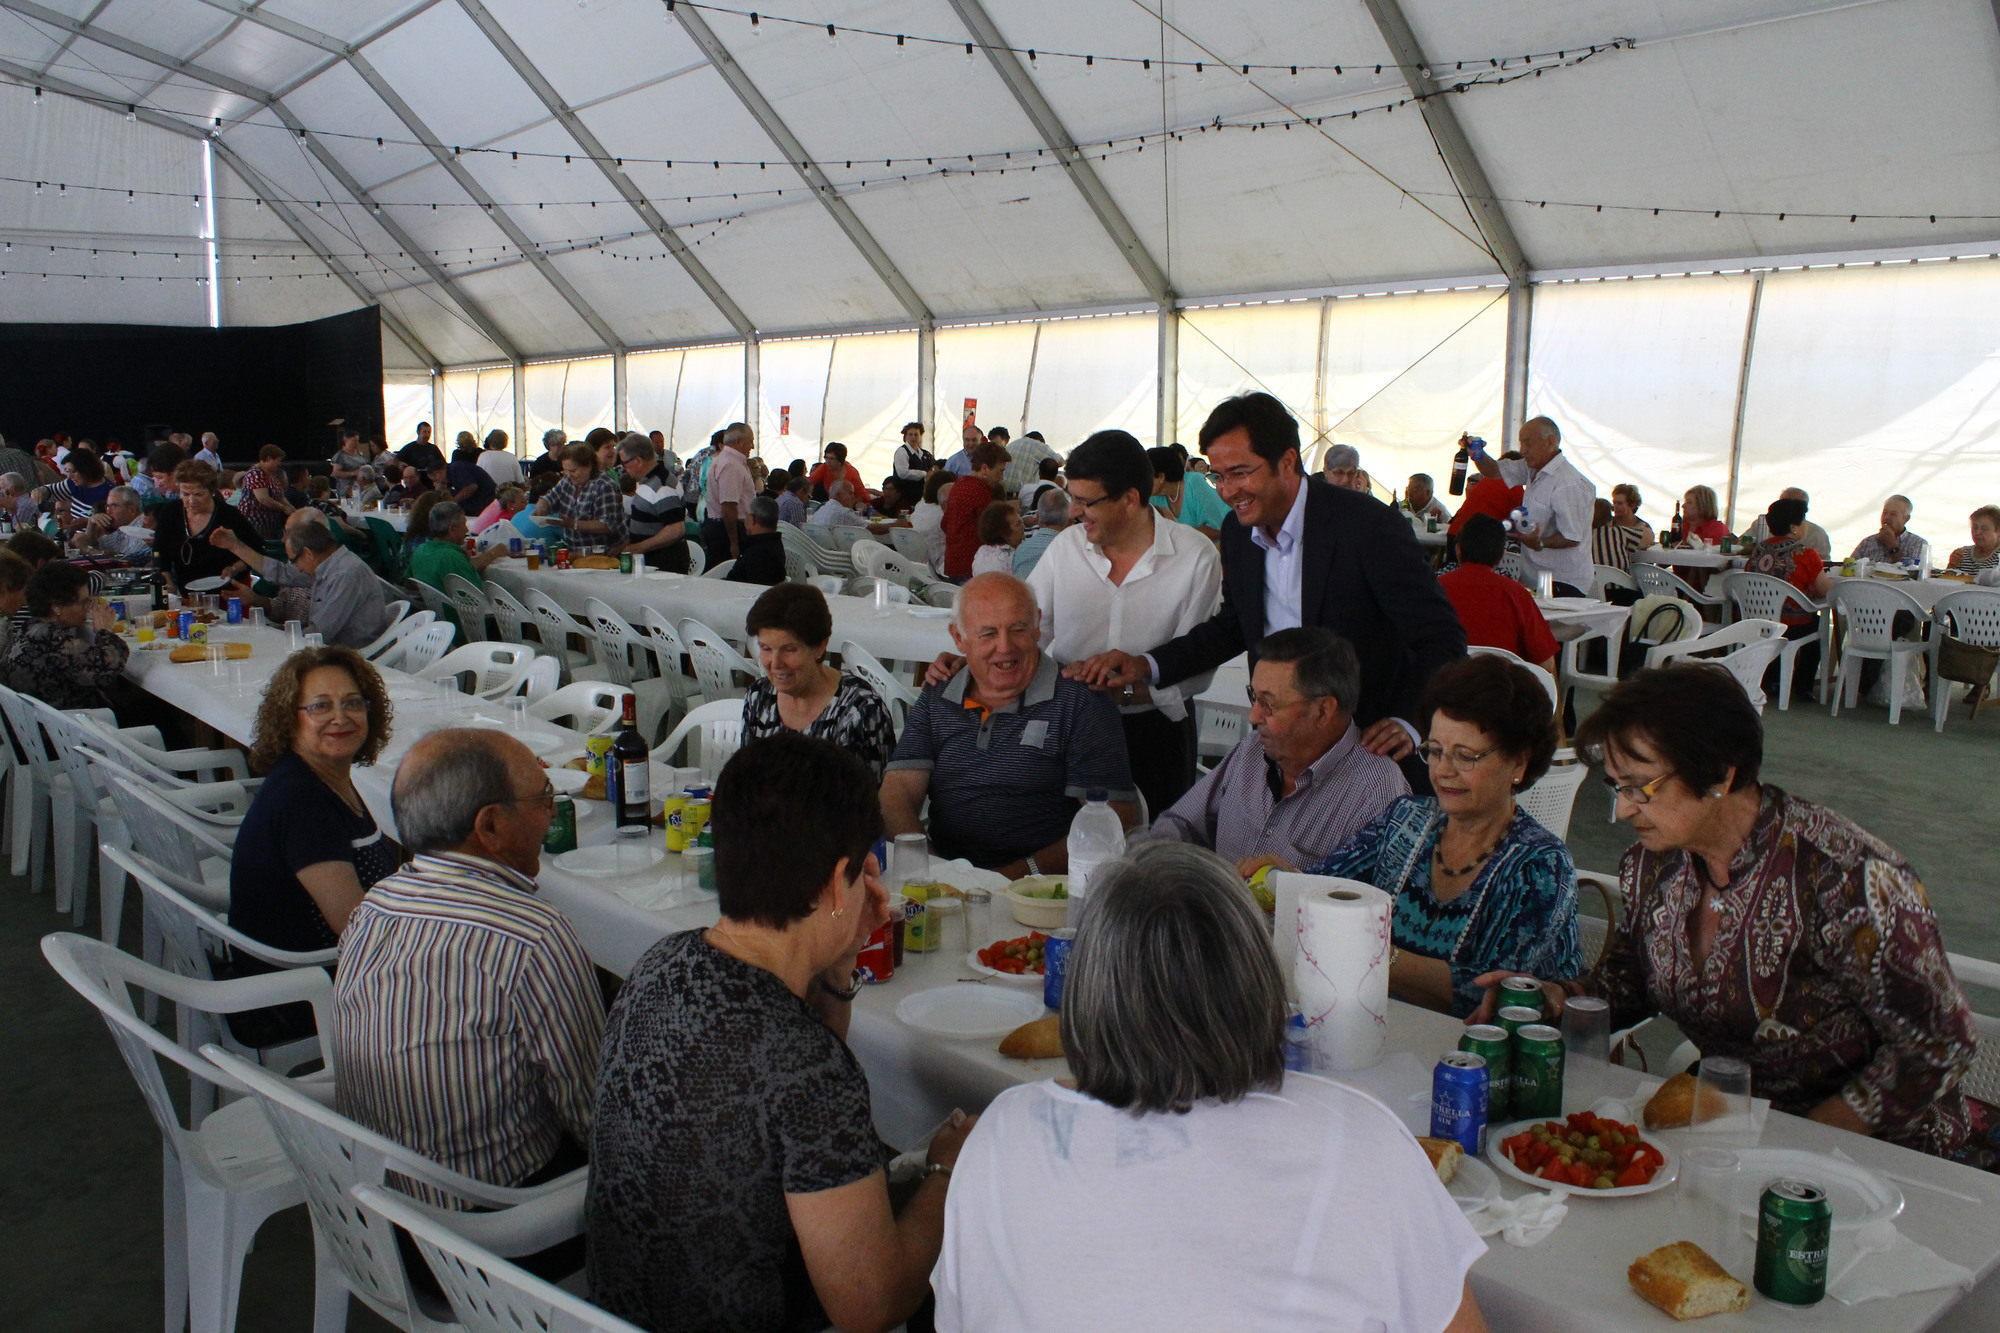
[1471,415,1595,595]
[476,429,523,488]
[932,841,1486,1333]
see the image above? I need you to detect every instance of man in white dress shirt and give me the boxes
[1471,416,1595,596]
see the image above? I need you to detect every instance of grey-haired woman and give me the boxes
[931,842,1488,1332]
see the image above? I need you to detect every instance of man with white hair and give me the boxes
[1744,486,1833,559]
[1849,494,1928,567]
[1471,415,1596,596]
[701,422,757,565]
[194,432,222,469]
[1011,487,1070,578]
[881,573,1136,877]
[69,485,151,558]
[209,508,392,648]
[1322,443,1364,491]
[0,473,39,530]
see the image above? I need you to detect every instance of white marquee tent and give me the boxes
[4,0,1999,547]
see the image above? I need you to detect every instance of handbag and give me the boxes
[1934,633,1999,688]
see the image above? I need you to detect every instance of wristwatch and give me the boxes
[923,1161,953,1180]
[820,969,863,1003]
[1120,684,1136,704]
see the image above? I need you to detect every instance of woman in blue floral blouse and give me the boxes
[1310,653,1581,1017]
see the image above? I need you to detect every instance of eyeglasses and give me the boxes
[1212,460,1269,486]
[298,695,370,719]
[1246,688,1317,714]
[1416,742,1500,769]
[1065,490,1120,513]
[501,779,557,809]
[1602,770,1675,806]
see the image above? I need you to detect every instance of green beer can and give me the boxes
[542,793,578,854]
[1755,1181,1830,1306]
[1511,1023,1565,1119]
[1496,1005,1541,1045]
[1459,1023,1513,1121]
[1498,976,1544,1019]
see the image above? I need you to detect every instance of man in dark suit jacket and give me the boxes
[1073,392,1465,765]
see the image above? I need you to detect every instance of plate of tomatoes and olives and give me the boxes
[1489,1111,1677,1198]
[968,933,1049,985]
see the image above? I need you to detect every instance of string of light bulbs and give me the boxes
[7,38,1627,178]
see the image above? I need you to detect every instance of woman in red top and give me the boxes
[1745,497,1830,620]
[239,442,293,542]
[1437,514,1559,676]
[941,441,1009,579]
[1678,485,1730,547]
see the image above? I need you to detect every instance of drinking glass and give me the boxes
[1560,995,1612,1063]
[248,606,266,629]
[872,580,891,611]
[1534,570,1556,600]
[1695,1056,1756,1145]
[303,632,324,649]
[285,619,304,651]
[508,697,529,730]
[1677,1148,1744,1272]
[887,833,929,891]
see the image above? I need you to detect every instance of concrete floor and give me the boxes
[2,688,1993,1328]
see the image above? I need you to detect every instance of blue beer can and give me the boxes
[225,597,243,625]
[1430,1052,1490,1155]
[177,609,195,640]
[508,536,523,557]
[1042,927,1077,1012]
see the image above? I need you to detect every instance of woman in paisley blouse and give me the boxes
[0,561,130,710]
[1309,653,1581,1018]
[740,582,898,779]
[1480,664,1985,1165]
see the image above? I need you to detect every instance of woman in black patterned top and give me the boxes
[588,735,973,1333]
[740,583,897,778]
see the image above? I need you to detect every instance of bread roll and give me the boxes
[998,1013,1063,1060]
[1643,1071,1730,1130]
[1627,1242,1749,1320]
[169,641,252,663]
[1416,1136,1462,1184]
[571,554,621,570]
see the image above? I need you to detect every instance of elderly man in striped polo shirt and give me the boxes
[1148,627,1407,878]
[335,729,604,1200]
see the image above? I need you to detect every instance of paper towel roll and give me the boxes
[1292,877,1394,1073]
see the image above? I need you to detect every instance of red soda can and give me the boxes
[855,920,896,983]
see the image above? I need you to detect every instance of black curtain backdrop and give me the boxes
[0,307,384,465]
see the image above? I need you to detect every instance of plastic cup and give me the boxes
[302,632,324,649]
[888,832,928,890]
[248,606,266,629]
[872,580,892,610]
[285,619,303,651]
[684,846,716,894]
[1696,1056,1756,1145]
[1677,1148,1744,1273]
[1561,995,1612,1063]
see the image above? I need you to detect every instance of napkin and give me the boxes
[1828,1225,1973,1305]
[1466,1192,1568,1247]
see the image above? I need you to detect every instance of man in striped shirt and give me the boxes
[1148,627,1408,876]
[335,729,604,1200]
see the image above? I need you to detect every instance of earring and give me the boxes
[830,906,845,920]
[1707,787,1726,800]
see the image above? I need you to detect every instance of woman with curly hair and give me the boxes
[228,646,399,964]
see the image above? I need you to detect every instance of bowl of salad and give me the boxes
[1004,876,1069,929]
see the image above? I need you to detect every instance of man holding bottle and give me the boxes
[1470,416,1596,597]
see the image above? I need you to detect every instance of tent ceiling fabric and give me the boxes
[2,0,1996,363]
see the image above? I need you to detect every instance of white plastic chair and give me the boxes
[485,581,537,646]
[522,589,605,680]
[1645,618,1788,712]
[1723,572,1825,708]
[405,579,457,639]
[582,599,677,742]
[684,540,707,576]
[1950,952,2000,1105]
[637,608,701,714]
[836,640,920,731]
[920,582,960,610]
[779,526,821,579]
[1929,588,2000,732]
[444,574,494,642]
[1466,645,1559,710]
[1195,702,1248,769]
[203,1046,587,1333]
[678,617,761,704]
[520,654,561,703]
[885,526,933,566]
[379,620,457,674]
[1830,580,1930,725]
[654,698,745,782]
[1560,596,1701,711]
[352,1185,641,1333]
[1588,564,1636,601]
[783,546,814,583]
[807,575,845,598]
[360,608,434,663]
[848,538,896,578]
[1632,559,1729,621]
[703,558,737,580]
[1516,759,1589,841]
[527,681,634,735]
[42,931,323,1333]
[420,642,538,700]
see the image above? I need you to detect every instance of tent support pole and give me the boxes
[512,364,527,460]
[613,351,629,434]
[918,321,937,449]
[745,337,762,441]
[1313,298,1334,455]
[1502,281,1534,441]
[1724,274,1767,532]
[1158,306,1180,448]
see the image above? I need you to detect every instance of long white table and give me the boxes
[486,563,956,664]
[1634,547,1744,571]
[1827,573,1977,614]
[123,626,2000,1331]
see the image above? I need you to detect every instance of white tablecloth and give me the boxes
[1633,547,1743,571]
[343,505,407,532]
[123,627,2000,1332]
[485,564,955,664]
[1827,574,1972,614]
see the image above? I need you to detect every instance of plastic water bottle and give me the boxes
[1065,788,1126,902]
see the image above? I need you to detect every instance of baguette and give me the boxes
[571,554,621,570]
[1643,1071,1730,1130]
[1628,1242,1749,1320]
[169,641,251,663]
[1416,1136,1462,1184]
[998,1013,1063,1060]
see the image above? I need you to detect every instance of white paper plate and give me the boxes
[905,606,953,619]
[1486,1118,1678,1198]
[546,768,590,795]
[553,844,666,877]
[1725,1149,1903,1232]
[965,948,1044,986]
[1449,1155,1502,1216]
[895,985,1045,1040]
[181,575,228,593]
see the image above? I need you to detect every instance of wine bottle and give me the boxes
[612,693,652,830]
[1448,436,1470,497]
[1668,502,1684,547]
